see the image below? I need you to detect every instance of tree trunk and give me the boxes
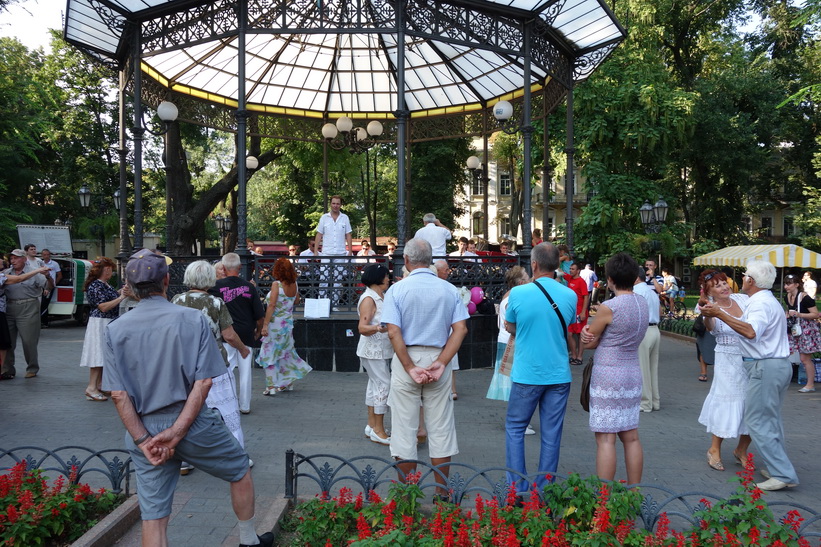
[163,122,283,256]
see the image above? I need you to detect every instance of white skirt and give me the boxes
[79,317,112,368]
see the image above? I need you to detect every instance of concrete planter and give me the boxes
[69,495,140,547]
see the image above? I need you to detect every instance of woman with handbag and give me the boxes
[783,273,820,393]
[581,253,648,485]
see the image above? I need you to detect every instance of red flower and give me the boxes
[356,513,371,539]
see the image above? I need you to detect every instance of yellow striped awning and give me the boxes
[692,245,821,269]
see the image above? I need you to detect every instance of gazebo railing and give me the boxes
[166,254,522,312]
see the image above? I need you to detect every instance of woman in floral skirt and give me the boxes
[258,258,311,394]
[783,273,821,393]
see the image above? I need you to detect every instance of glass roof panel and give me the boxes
[65,0,624,117]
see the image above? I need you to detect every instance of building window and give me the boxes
[499,217,512,238]
[784,216,794,237]
[742,216,752,234]
[471,174,484,195]
[547,216,554,237]
[761,217,773,237]
[499,173,511,196]
[472,212,484,235]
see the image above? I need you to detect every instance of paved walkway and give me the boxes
[1,320,819,546]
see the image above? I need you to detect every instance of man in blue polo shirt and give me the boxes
[504,243,577,491]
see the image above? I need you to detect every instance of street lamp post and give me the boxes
[466,155,489,241]
[129,96,178,251]
[79,184,120,257]
[639,196,669,252]
[214,214,233,255]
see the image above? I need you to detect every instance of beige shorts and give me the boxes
[388,346,458,460]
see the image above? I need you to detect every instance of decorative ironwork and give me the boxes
[1,446,134,496]
[285,451,821,538]
[574,42,620,82]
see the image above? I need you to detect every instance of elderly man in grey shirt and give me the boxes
[2,249,47,379]
[103,249,272,547]
[382,238,468,497]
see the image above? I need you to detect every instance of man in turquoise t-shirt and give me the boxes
[504,242,577,491]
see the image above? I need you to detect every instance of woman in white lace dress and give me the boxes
[697,269,752,471]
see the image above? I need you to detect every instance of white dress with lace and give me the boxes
[698,293,750,438]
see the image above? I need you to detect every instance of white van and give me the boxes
[17,225,92,325]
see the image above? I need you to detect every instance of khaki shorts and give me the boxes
[388,346,458,460]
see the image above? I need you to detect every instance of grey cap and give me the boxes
[126,249,171,284]
[10,249,26,257]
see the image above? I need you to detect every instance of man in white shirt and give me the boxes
[315,196,352,257]
[39,249,62,328]
[701,260,798,491]
[634,270,661,413]
[449,237,469,256]
[414,213,451,257]
[802,271,816,299]
[315,196,352,306]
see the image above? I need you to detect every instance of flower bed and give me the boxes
[278,457,816,546]
[0,461,124,546]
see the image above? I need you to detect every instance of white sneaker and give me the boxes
[525,425,536,435]
[179,462,194,475]
[249,458,254,468]
[757,477,797,491]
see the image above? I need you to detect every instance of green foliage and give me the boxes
[408,139,471,236]
[280,468,811,545]
[0,462,123,545]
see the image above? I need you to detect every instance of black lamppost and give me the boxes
[214,214,233,255]
[130,99,178,251]
[466,155,489,240]
[639,196,669,252]
[79,184,120,257]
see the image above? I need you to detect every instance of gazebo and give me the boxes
[62,0,626,265]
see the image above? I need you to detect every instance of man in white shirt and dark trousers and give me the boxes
[700,259,799,491]
[414,213,452,257]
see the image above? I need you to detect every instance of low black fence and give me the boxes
[285,450,821,538]
[0,446,134,495]
[167,254,522,313]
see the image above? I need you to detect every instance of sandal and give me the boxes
[262,387,277,396]
[85,391,108,402]
[706,451,724,471]
[698,374,708,382]
[733,450,751,469]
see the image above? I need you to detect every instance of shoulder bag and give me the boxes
[580,357,594,412]
[501,280,568,377]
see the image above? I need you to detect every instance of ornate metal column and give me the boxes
[521,23,533,255]
[117,69,130,260]
[482,117,489,241]
[235,0,250,278]
[565,81,575,251]
[131,27,145,251]
[394,3,408,275]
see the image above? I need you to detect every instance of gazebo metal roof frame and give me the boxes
[63,0,625,265]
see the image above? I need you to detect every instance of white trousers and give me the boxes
[226,344,253,413]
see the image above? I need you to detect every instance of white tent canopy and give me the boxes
[692,244,821,269]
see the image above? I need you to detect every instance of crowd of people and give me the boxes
[1,205,813,542]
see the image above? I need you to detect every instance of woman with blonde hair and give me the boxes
[79,257,127,401]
